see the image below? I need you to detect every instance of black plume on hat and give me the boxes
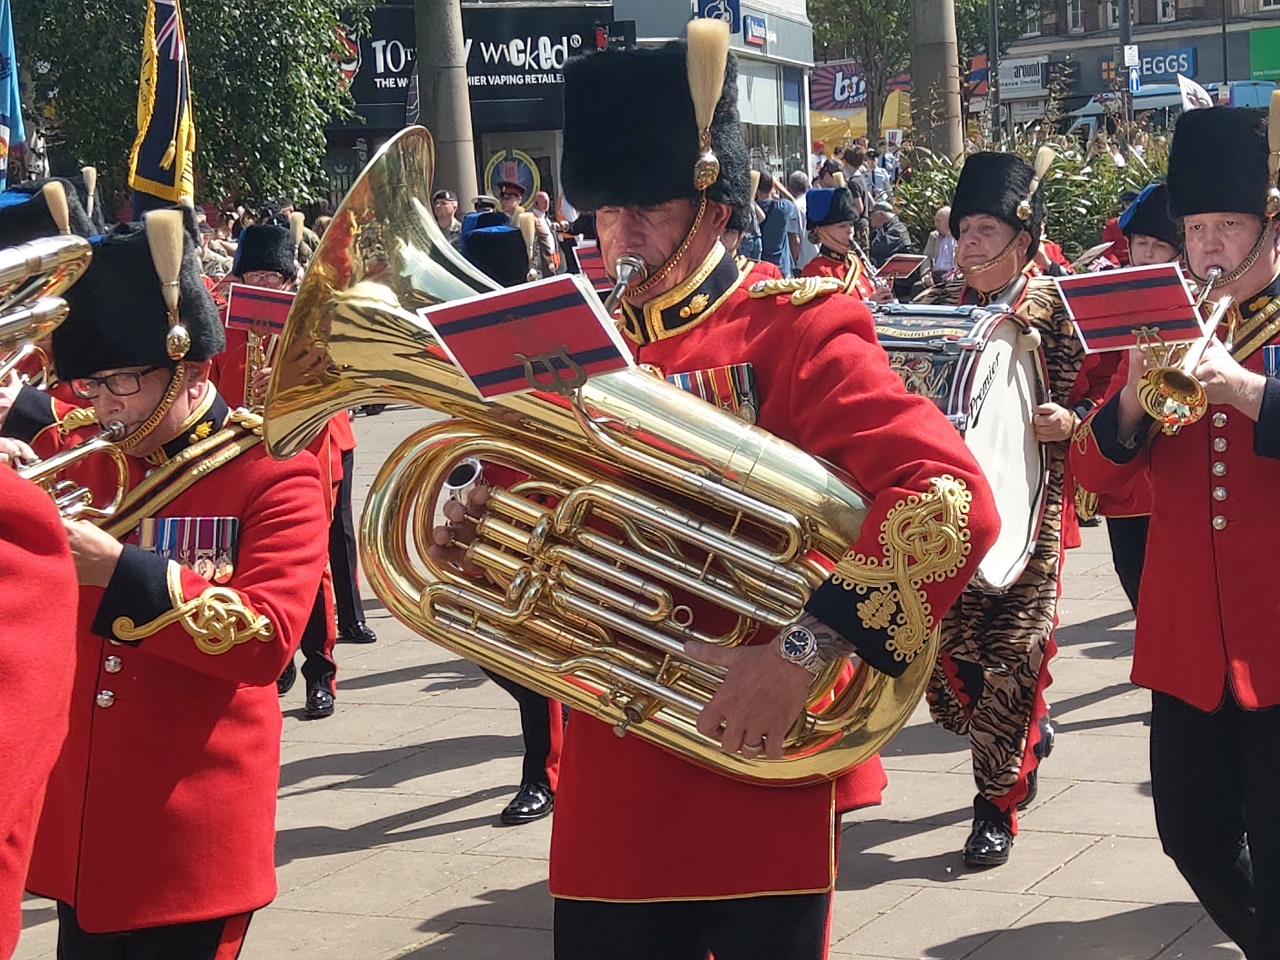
[0,179,94,245]
[949,152,1043,262]
[560,42,749,212]
[54,222,223,381]
[232,223,296,277]
[1119,183,1180,249]
[1167,107,1269,219]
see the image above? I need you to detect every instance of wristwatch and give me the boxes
[777,623,824,678]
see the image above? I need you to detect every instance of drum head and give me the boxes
[962,321,1048,591]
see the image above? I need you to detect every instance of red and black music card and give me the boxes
[574,240,614,294]
[1055,263,1203,353]
[876,253,929,281]
[417,273,633,400]
[225,284,294,336]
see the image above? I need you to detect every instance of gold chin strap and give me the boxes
[117,366,185,453]
[625,195,709,300]
[958,231,1024,280]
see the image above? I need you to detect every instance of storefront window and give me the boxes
[781,67,806,177]
[737,58,783,176]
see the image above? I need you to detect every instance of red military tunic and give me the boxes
[25,392,329,932]
[0,472,77,957]
[1070,354,1152,521]
[1072,272,1280,711]
[549,246,999,901]
[800,246,876,299]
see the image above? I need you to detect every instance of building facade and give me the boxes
[998,0,1280,123]
[325,0,813,207]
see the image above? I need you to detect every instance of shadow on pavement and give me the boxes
[279,734,526,792]
[836,810,972,891]
[923,903,1237,960]
[1054,609,1136,659]
[335,661,487,694]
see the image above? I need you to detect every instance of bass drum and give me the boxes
[873,303,1049,592]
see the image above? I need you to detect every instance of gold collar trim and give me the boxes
[147,386,225,466]
[620,243,744,345]
[1231,274,1280,363]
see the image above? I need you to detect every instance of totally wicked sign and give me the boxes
[337,4,611,130]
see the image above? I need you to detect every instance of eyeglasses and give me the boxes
[71,365,170,399]
[243,271,290,288]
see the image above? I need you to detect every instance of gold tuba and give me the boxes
[264,127,935,785]
[0,234,95,385]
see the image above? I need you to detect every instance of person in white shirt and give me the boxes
[922,205,956,284]
[788,170,819,270]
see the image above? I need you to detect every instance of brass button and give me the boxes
[95,690,115,708]
[1213,437,1228,453]
[1213,487,1228,501]
[1213,412,1228,428]
[1213,462,1228,477]
[1213,515,1228,531]
[104,656,122,674]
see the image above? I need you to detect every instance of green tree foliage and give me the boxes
[954,0,1033,58]
[16,0,364,208]
[809,0,912,143]
[897,137,1170,259]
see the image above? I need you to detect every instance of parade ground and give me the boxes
[15,407,1243,960]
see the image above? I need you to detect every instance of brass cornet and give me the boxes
[1135,267,1231,433]
[18,421,130,520]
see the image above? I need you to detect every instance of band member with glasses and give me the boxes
[16,215,327,959]
[213,220,374,721]
[912,153,1084,868]
[1073,106,1280,959]
[433,27,999,958]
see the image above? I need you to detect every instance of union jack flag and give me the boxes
[128,0,195,209]
[155,1,185,61]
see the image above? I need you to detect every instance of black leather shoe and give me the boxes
[964,817,1014,867]
[304,687,335,720]
[277,660,298,696]
[337,621,378,644]
[499,783,553,826]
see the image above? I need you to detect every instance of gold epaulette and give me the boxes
[58,405,99,435]
[747,276,843,306]
[228,409,264,437]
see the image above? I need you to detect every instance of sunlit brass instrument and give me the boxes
[244,329,279,410]
[265,126,935,785]
[0,235,94,386]
[18,421,130,520]
[1136,267,1232,432]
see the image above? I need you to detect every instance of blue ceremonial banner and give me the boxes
[0,0,25,191]
[128,0,195,210]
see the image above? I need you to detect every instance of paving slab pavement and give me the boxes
[15,406,1245,960]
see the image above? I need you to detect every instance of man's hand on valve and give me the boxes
[426,485,492,579]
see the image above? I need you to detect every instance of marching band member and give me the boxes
[0,468,77,960]
[1073,106,1280,959]
[212,218,373,721]
[436,26,999,958]
[913,152,1084,867]
[798,175,881,301]
[1070,183,1178,609]
[23,215,328,957]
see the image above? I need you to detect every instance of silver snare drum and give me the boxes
[873,303,1049,592]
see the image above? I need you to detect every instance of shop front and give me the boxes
[327,1,613,207]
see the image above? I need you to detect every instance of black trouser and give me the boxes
[482,667,553,788]
[1150,691,1280,959]
[57,903,252,960]
[329,448,365,632]
[299,584,336,694]
[554,893,830,960]
[1106,515,1149,611]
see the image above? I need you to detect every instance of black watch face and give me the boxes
[782,627,815,659]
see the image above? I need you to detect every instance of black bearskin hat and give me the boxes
[232,223,296,278]
[1167,107,1270,219]
[725,204,752,234]
[54,222,223,381]
[462,225,530,288]
[806,187,860,228]
[0,179,94,246]
[1119,183,1180,249]
[949,152,1043,262]
[560,42,749,212]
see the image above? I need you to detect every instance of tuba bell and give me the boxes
[264,126,935,785]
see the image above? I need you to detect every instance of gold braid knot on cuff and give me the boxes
[828,475,973,667]
[112,561,276,654]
